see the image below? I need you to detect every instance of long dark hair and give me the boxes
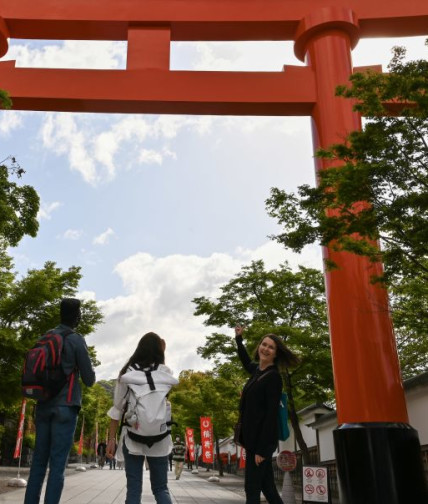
[120,332,165,376]
[254,333,300,369]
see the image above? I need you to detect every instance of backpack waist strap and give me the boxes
[127,429,170,448]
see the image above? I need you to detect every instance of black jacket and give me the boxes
[236,336,282,457]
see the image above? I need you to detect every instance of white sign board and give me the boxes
[302,466,329,503]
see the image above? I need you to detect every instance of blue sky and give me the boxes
[1,35,426,380]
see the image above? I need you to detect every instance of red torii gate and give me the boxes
[0,2,427,502]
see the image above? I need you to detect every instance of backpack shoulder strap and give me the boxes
[256,368,278,382]
[145,369,156,391]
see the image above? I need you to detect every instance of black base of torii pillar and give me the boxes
[334,424,427,504]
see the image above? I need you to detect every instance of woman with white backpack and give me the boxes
[106,332,178,504]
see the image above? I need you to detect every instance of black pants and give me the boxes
[244,452,283,504]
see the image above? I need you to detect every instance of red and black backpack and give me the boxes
[22,328,73,402]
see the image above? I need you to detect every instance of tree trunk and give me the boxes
[284,369,310,464]
[215,436,224,476]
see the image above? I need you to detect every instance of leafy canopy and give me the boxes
[194,260,334,410]
[0,156,39,247]
[0,260,103,410]
[266,43,428,285]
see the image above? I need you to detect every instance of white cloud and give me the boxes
[62,229,83,240]
[8,40,126,70]
[172,41,299,72]
[79,290,97,301]
[37,201,61,221]
[0,111,23,135]
[38,113,216,185]
[41,114,98,184]
[93,228,115,246]
[87,242,322,380]
[139,149,163,165]
[238,240,323,272]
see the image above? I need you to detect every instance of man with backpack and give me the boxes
[24,298,96,504]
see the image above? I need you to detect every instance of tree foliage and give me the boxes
[266,43,428,286]
[0,157,39,247]
[0,161,103,411]
[265,44,428,378]
[0,260,103,410]
[77,382,113,451]
[389,271,428,379]
[169,368,241,474]
[169,369,241,442]
[0,90,12,110]
[193,260,333,462]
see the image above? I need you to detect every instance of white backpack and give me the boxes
[121,364,178,447]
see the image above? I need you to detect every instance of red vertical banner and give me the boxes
[78,418,84,456]
[200,417,214,464]
[239,446,246,468]
[13,399,26,459]
[185,427,196,462]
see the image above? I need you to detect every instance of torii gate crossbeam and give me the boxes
[0,1,427,503]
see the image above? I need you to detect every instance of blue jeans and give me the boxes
[123,442,172,504]
[24,404,79,504]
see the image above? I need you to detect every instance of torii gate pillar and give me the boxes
[295,9,427,503]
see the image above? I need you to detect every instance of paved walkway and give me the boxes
[0,466,247,504]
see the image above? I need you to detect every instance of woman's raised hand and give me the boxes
[235,325,244,337]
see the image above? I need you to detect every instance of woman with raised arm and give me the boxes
[234,325,299,504]
[106,332,178,504]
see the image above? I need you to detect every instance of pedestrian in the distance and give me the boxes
[97,441,107,469]
[109,445,117,470]
[172,436,186,480]
[234,325,299,504]
[24,298,96,504]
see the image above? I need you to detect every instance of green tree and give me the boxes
[193,260,333,463]
[0,156,39,247]
[389,272,428,379]
[265,45,428,377]
[0,157,105,460]
[0,262,103,410]
[0,90,12,110]
[266,44,427,285]
[77,383,113,458]
[169,368,241,475]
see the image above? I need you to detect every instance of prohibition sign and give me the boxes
[316,468,326,479]
[277,451,297,472]
[304,468,314,478]
[305,484,315,495]
[303,466,330,503]
[317,485,327,495]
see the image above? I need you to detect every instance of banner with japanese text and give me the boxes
[13,399,26,459]
[239,446,246,468]
[185,427,196,462]
[200,416,214,464]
